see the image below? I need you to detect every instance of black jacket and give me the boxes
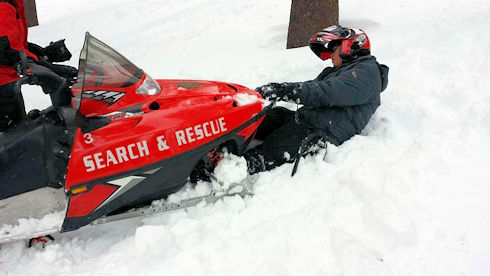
[297,55,389,145]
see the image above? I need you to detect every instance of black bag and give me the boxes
[43,39,72,63]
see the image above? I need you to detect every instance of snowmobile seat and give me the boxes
[0,109,69,200]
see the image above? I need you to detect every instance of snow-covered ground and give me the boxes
[2,0,490,274]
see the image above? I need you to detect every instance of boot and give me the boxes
[243,148,267,175]
[27,109,41,119]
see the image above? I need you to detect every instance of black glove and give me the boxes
[255,82,302,102]
[43,39,72,63]
[27,40,76,79]
[26,59,68,95]
[27,42,45,58]
[255,82,281,97]
[37,59,78,80]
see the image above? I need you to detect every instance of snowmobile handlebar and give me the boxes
[15,75,32,91]
[15,65,69,103]
[15,50,69,102]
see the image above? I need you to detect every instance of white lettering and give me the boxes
[138,141,150,155]
[94,153,105,169]
[185,127,195,143]
[115,147,129,163]
[203,122,211,137]
[82,140,151,172]
[174,117,228,147]
[219,117,227,132]
[128,144,138,159]
[210,120,220,135]
[175,130,187,146]
[106,150,118,166]
[156,136,169,151]
[83,156,95,172]
[194,125,204,140]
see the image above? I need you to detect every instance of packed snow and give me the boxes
[1,0,490,275]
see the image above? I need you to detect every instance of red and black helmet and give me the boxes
[308,25,371,61]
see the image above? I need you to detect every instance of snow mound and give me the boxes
[213,153,248,188]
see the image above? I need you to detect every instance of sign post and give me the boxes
[24,0,39,27]
[287,0,338,49]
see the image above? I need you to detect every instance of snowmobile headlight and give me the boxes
[137,74,161,95]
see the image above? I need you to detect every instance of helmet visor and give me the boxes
[309,39,341,61]
[321,25,351,38]
[309,41,327,58]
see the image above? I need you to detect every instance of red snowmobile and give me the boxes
[0,33,268,243]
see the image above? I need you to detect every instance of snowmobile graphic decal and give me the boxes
[103,111,144,121]
[82,90,125,105]
[94,176,145,212]
[93,168,162,212]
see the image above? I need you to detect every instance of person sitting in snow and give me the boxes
[245,25,389,174]
[0,0,76,131]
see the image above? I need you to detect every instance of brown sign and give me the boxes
[287,0,338,49]
[24,0,39,27]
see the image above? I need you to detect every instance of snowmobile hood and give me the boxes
[159,79,249,97]
[72,33,262,117]
[75,77,260,117]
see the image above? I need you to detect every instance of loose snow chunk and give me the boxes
[213,153,248,189]
[234,93,259,106]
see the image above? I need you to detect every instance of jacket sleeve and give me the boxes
[314,67,333,80]
[299,62,381,107]
[0,3,21,66]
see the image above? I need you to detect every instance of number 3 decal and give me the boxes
[83,133,94,144]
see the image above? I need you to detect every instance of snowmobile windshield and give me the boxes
[74,32,144,110]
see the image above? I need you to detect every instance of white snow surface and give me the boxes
[1,0,490,275]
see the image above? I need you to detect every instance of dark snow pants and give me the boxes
[0,79,71,132]
[248,106,313,172]
[0,81,26,131]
